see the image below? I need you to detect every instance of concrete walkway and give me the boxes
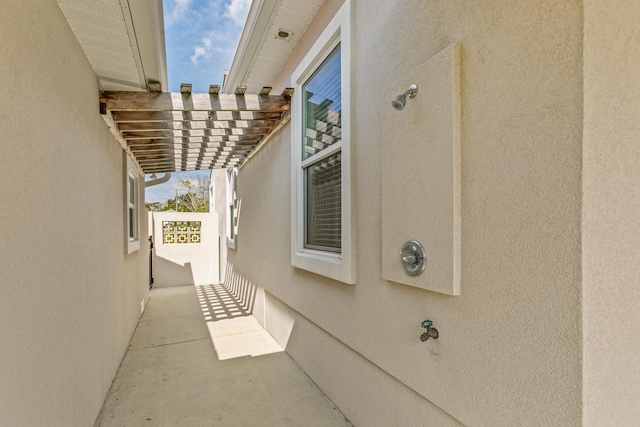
[95,285,351,427]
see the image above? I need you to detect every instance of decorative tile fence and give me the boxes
[162,221,201,244]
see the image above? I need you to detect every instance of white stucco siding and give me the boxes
[151,211,220,287]
[582,1,640,425]
[227,0,584,425]
[0,1,149,425]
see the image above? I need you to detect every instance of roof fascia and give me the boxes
[223,0,281,94]
[125,0,169,92]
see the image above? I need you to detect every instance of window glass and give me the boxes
[128,208,135,239]
[125,156,140,253]
[302,44,341,161]
[301,43,342,252]
[128,176,135,205]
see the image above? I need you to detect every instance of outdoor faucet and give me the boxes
[420,319,439,342]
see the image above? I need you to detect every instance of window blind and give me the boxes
[306,152,341,250]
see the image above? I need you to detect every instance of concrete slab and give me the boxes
[130,286,210,350]
[95,285,351,426]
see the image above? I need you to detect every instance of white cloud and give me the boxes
[190,38,213,65]
[165,0,193,26]
[224,0,251,26]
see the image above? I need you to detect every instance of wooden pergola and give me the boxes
[100,85,292,174]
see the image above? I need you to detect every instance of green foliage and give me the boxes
[146,175,210,212]
[145,201,164,212]
[174,175,210,212]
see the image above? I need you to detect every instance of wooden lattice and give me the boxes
[100,87,292,173]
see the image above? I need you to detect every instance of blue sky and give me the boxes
[145,0,250,203]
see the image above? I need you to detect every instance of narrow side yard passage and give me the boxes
[95,285,351,426]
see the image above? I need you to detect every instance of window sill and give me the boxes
[292,248,354,284]
[127,239,140,254]
[226,238,236,250]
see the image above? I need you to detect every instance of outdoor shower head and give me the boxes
[391,84,418,111]
[391,95,407,110]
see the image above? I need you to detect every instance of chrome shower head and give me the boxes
[391,94,406,110]
[391,84,418,111]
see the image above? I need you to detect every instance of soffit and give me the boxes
[100,88,292,173]
[57,0,166,91]
[224,0,325,94]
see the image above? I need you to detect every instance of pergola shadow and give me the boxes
[195,274,282,361]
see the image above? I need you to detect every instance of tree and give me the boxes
[145,201,164,212]
[145,174,210,212]
[176,175,210,212]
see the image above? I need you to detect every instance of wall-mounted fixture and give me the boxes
[381,44,461,296]
[401,240,427,276]
[420,319,439,341]
[391,83,418,111]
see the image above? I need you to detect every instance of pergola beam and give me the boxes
[111,110,284,123]
[99,89,291,173]
[117,120,276,132]
[100,91,290,113]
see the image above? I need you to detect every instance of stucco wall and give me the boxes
[210,169,228,280]
[151,211,219,286]
[0,1,149,425]
[582,1,640,425]
[228,0,584,425]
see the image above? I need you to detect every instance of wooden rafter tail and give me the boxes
[259,87,272,95]
[209,85,220,95]
[235,85,247,95]
[180,83,192,93]
[148,81,162,92]
[281,87,294,97]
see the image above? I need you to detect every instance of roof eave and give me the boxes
[128,0,169,92]
[223,0,280,94]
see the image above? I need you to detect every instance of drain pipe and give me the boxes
[145,172,171,187]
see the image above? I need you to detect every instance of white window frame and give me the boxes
[226,168,237,249]
[291,0,355,284]
[126,155,141,254]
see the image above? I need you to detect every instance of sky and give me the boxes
[145,0,251,204]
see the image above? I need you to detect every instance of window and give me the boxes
[291,1,354,284]
[303,46,342,252]
[126,155,140,253]
[226,168,238,249]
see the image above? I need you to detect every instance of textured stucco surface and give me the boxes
[151,212,219,286]
[210,169,228,279]
[0,2,149,425]
[381,44,461,295]
[582,1,640,425]
[227,0,584,425]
